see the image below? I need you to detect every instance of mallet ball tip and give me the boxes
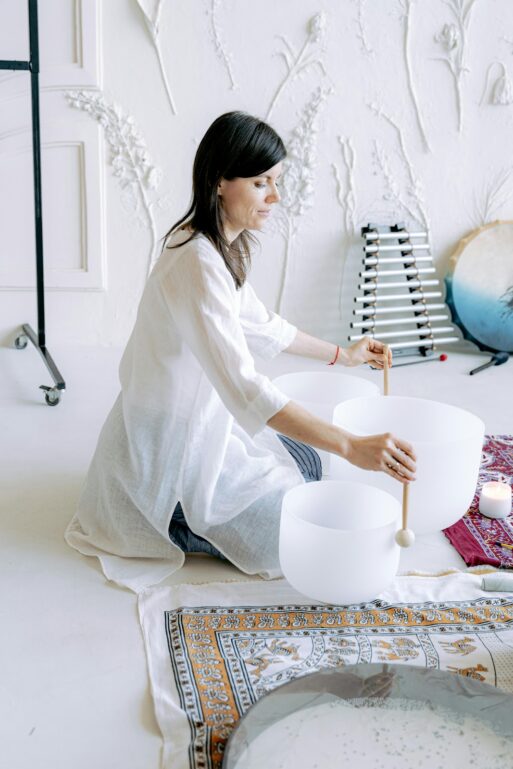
[395,528,416,548]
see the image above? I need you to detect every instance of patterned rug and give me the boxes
[138,572,513,769]
[444,435,513,567]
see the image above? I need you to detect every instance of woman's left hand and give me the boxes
[343,337,392,369]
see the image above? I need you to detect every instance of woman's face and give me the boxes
[217,161,283,242]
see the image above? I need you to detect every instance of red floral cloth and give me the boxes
[444,436,513,567]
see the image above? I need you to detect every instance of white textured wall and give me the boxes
[1,0,513,348]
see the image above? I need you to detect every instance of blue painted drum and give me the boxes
[446,221,513,352]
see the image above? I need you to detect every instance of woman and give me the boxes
[66,112,416,592]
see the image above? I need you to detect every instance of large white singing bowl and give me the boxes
[273,372,380,474]
[332,396,485,534]
[279,480,401,605]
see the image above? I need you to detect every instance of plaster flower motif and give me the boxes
[66,90,171,277]
[210,0,237,89]
[436,23,460,51]
[492,67,513,105]
[400,0,431,152]
[135,0,177,115]
[146,167,163,189]
[309,12,326,44]
[369,103,429,235]
[266,14,328,121]
[480,61,513,106]
[433,0,480,133]
[275,86,332,311]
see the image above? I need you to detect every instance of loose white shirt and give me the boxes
[65,232,303,592]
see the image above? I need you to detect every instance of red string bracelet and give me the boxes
[327,345,340,366]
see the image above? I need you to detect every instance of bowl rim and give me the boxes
[282,479,401,534]
[333,395,485,443]
[272,371,380,387]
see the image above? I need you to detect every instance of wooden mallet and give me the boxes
[382,345,415,548]
[383,344,390,396]
[395,483,415,548]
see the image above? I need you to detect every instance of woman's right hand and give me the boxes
[345,432,417,483]
[267,402,416,483]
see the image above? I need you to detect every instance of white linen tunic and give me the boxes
[65,232,303,592]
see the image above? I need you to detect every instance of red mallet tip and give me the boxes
[440,354,448,361]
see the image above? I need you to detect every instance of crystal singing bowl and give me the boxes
[279,480,401,605]
[273,372,379,474]
[273,372,380,420]
[331,396,485,534]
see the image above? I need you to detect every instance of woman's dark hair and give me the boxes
[165,111,286,288]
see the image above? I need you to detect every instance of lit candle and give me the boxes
[479,481,512,519]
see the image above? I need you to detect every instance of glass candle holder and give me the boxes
[479,481,512,519]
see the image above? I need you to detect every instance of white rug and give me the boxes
[138,572,513,769]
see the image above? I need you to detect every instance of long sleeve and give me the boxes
[239,281,297,360]
[160,241,290,437]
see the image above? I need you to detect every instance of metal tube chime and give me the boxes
[350,224,460,359]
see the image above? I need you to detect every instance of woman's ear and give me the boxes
[217,178,225,197]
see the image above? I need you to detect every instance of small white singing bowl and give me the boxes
[279,480,401,605]
[331,396,485,534]
[273,372,379,475]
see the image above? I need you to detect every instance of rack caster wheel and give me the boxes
[14,334,28,350]
[39,385,61,407]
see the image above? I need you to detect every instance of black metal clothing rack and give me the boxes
[1,0,65,405]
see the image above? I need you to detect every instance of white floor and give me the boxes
[1,342,511,769]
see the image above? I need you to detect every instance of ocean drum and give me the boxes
[331,396,485,534]
[273,372,379,474]
[279,480,401,605]
[446,220,513,352]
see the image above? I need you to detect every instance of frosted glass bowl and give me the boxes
[279,480,401,605]
[331,396,485,534]
[273,372,380,475]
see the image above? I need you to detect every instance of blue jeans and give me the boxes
[168,435,322,558]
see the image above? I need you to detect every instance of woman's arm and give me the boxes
[267,401,416,483]
[284,330,392,370]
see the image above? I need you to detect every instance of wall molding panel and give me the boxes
[40,0,102,90]
[0,122,106,291]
